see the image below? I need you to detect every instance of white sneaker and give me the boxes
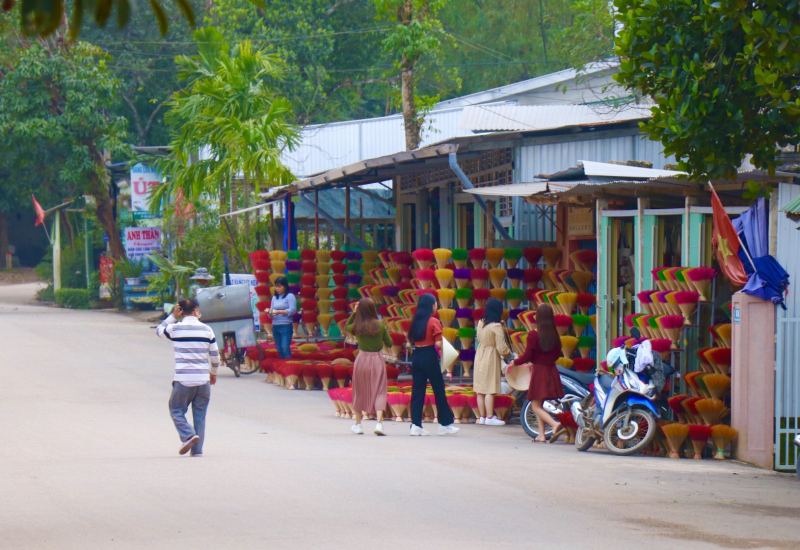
[477,417,486,425]
[351,424,364,435]
[485,416,506,426]
[179,435,200,455]
[437,424,460,436]
[410,424,429,436]
[374,422,386,436]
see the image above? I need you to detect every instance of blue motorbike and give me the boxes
[570,347,660,456]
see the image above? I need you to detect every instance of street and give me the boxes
[1,283,798,550]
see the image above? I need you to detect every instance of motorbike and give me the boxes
[570,347,660,456]
[520,366,591,439]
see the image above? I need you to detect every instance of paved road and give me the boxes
[1,283,798,550]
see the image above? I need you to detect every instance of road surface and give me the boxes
[1,283,798,549]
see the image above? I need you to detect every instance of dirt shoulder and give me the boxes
[0,268,41,286]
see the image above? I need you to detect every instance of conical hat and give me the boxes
[506,364,531,392]
[441,337,459,373]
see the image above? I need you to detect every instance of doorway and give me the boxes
[458,203,475,249]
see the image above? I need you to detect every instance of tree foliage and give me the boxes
[613,0,800,180]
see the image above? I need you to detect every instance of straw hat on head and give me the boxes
[190,268,215,281]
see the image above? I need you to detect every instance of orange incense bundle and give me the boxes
[542,247,562,269]
[570,271,594,293]
[688,424,712,459]
[541,268,557,290]
[468,248,486,269]
[716,323,732,348]
[489,268,507,289]
[576,292,596,315]
[470,269,489,290]
[703,374,731,400]
[412,249,434,270]
[415,268,435,289]
[486,248,505,269]
[661,423,689,459]
[554,314,573,336]
[711,425,738,460]
[695,398,729,426]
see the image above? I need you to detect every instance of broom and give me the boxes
[437,288,455,309]
[523,247,543,268]
[468,248,486,269]
[438,308,456,328]
[435,268,454,289]
[554,314,574,336]
[577,293,596,315]
[556,357,574,370]
[455,287,473,308]
[703,374,731,400]
[716,323,732,348]
[453,268,471,288]
[661,423,689,459]
[686,266,717,301]
[557,292,577,316]
[486,248,505,269]
[524,268,543,289]
[460,349,475,377]
[507,268,524,289]
[571,314,590,338]
[412,248,434,270]
[504,248,523,269]
[456,308,473,328]
[542,247,562,269]
[560,335,578,358]
[433,248,452,270]
[695,398,729,426]
[574,249,597,273]
[470,268,489,289]
[688,424,712,460]
[577,336,595,358]
[506,288,524,309]
[572,357,595,373]
[415,269,435,289]
[459,327,476,349]
[658,315,686,349]
[649,338,672,361]
[711,425,738,460]
[451,248,469,269]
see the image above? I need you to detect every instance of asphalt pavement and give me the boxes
[1,282,798,550]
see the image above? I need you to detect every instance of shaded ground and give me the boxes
[0,268,40,286]
[1,282,798,550]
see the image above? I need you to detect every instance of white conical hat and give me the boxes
[506,364,531,392]
[441,337,458,373]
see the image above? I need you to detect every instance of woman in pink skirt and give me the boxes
[346,298,392,436]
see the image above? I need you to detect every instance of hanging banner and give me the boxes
[124,227,162,262]
[227,273,260,331]
[99,256,115,299]
[130,163,161,219]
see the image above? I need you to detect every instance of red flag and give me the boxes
[710,186,748,286]
[32,194,46,227]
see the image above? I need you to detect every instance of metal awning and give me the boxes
[463,182,549,198]
[780,194,800,215]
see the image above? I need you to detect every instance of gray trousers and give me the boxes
[169,382,211,455]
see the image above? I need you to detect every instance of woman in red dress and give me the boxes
[510,303,564,442]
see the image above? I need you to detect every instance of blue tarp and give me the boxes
[283,195,297,251]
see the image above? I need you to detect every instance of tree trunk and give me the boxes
[84,141,125,259]
[0,213,8,264]
[401,63,420,151]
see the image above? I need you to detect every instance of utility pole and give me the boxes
[53,210,61,292]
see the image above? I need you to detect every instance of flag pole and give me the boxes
[708,181,758,272]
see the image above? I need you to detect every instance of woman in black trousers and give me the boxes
[408,293,459,436]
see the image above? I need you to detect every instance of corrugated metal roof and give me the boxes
[781,193,800,214]
[459,104,653,132]
[544,160,682,181]
[463,182,549,197]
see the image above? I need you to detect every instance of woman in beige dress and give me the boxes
[474,298,512,426]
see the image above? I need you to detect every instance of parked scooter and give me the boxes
[520,367,591,439]
[571,346,660,456]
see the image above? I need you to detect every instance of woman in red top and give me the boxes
[511,303,564,442]
[407,293,458,436]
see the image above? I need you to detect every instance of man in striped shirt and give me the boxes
[156,297,220,456]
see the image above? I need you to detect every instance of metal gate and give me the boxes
[775,316,800,470]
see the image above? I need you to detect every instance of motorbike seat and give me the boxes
[557,365,595,386]
[597,374,614,392]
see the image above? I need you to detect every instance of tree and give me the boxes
[0,28,129,258]
[150,27,300,214]
[373,0,451,150]
[613,0,800,180]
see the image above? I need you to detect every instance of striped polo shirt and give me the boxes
[156,315,220,386]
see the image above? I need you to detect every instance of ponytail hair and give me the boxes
[408,293,436,343]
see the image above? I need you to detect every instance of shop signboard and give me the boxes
[130,163,161,220]
[124,227,162,262]
[568,207,594,236]
[228,273,260,331]
[99,256,115,299]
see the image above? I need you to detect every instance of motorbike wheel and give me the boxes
[603,408,656,456]
[520,400,547,439]
[239,353,260,375]
[574,427,596,452]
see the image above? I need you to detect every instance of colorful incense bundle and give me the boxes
[688,424,712,459]
[468,248,486,269]
[649,338,672,361]
[506,288,524,309]
[388,332,407,358]
[589,314,597,333]
[507,268,524,289]
[470,269,489,290]
[658,315,685,349]
[486,248,505,269]
[493,394,514,421]
[570,314,590,338]
[661,423,689,459]
[385,365,401,383]
[303,312,319,336]
[271,260,286,275]
[252,259,271,272]
[557,292,577,315]
[438,308,456,328]
[542,247,562,269]
[472,288,490,308]
[695,398,729,425]
[711,425,738,460]
[508,309,524,329]
[488,268,507,289]
[686,266,717,301]
[442,327,459,345]
[556,357,574,370]
[249,250,270,263]
[455,308,473,328]
[554,314,573,336]
[706,347,731,375]
[716,323,732,348]
[317,313,334,337]
[415,269,435,289]
[673,290,700,325]
[391,251,413,268]
[460,349,475,377]
[346,275,362,289]
[255,272,271,285]
[523,268,543,288]
[636,291,655,315]
[470,308,485,325]
[504,248,523,269]
[668,395,689,423]
[522,247,543,268]
[451,248,469,268]
[453,268,471,288]
[386,267,401,285]
[331,262,347,275]
[572,357,595,373]
[560,335,578,358]
[569,271,593,294]
[433,248,452,270]
[254,286,271,302]
[576,293,596,315]
[540,269,557,290]
[317,299,333,314]
[437,288,455,309]
[412,248,434,270]
[489,288,507,305]
[703,374,731,400]
[455,288,472,308]
[346,261,361,275]
[269,250,288,261]
[435,268,454,289]
[458,327,476,349]
[387,392,411,422]
[574,249,597,273]
[577,336,595,358]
